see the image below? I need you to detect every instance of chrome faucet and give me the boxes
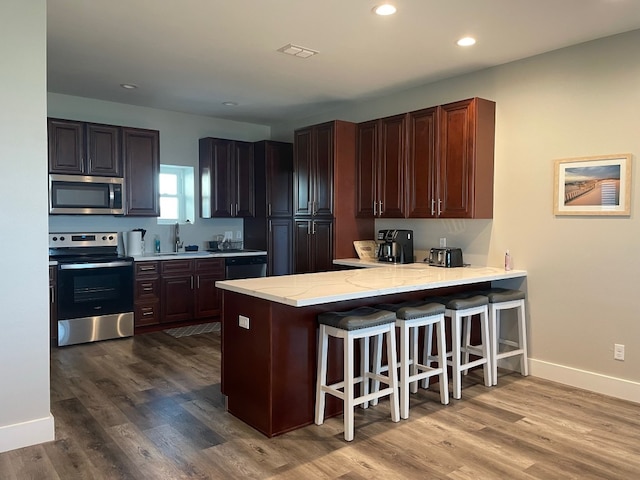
[173,222,183,252]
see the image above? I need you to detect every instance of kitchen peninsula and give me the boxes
[216,264,526,437]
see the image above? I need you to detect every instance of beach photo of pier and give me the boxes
[563,164,621,207]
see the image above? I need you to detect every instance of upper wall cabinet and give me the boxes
[48,118,121,176]
[199,137,255,218]
[123,127,160,216]
[356,113,407,218]
[408,97,496,219]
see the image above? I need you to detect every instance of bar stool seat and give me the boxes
[315,306,400,441]
[476,288,528,385]
[425,294,492,399]
[373,300,449,419]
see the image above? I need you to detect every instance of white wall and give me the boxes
[0,0,54,452]
[273,30,640,401]
[47,94,272,250]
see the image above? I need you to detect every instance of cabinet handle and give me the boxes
[50,286,55,304]
[313,201,317,216]
[269,219,272,233]
[236,203,239,216]
[191,276,194,290]
[142,284,153,292]
[312,221,316,235]
[437,199,442,216]
[142,308,154,316]
[197,275,200,289]
[373,201,377,216]
[431,199,435,216]
[379,201,383,215]
[307,221,311,235]
[268,203,272,216]
[139,265,155,271]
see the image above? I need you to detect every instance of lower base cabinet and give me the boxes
[134,258,225,330]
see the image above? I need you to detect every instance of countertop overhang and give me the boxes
[216,262,526,307]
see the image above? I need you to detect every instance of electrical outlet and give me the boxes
[614,343,625,361]
[239,315,250,329]
[439,238,447,247]
[236,231,242,239]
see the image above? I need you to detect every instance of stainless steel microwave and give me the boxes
[49,174,124,215]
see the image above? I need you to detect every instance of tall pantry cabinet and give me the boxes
[293,120,374,273]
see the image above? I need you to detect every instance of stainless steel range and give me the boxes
[49,232,134,346]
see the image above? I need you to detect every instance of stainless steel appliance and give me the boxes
[49,174,124,215]
[225,255,268,279]
[377,229,414,264]
[49,232,134,346]
[428,247,464,267]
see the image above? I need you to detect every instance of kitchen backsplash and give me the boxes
[48,215,244,254]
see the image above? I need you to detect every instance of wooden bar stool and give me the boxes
[475,288,528,385]
[315,306,400,442]
[373,300,449,419]
[425,295,492,399]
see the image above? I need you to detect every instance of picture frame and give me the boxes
[553,153,632,216]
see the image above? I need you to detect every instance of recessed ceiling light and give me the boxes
[222,101,238,106]
[457,37,476,47]
[277,43,319,58]
[373,3,397,15]
[120,83,138,89]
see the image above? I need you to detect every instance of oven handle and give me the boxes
[59,261,133,270]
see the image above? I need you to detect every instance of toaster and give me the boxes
[427,247,464,268]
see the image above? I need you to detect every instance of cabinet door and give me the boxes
[378,114,407,218]
[294,219,313,274]
[194,259,225,318]
[311,219,334,273]
[49,266,57,341]
[265,142,293,217]
[87,124,121,176]
[294,128,313,216]
[356,120,377,218]
[268,217,293,276]
[438,99,474,218]
[313,122,334,216]
[123,127,160,216]
[48,118,85,174]
[407,107,438,218]
[234,141,255,217]
[200,138,234,217]
[161,275,194,323]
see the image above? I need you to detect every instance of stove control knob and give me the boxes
[59,236,65,241]
[52,236,58,242]
[108,235,114,241]
[102,235,107,241]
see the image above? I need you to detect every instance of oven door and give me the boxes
[57,260,133,320]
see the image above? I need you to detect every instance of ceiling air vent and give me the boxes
[277,43,319,59]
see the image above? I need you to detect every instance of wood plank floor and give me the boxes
[1,331,639,479]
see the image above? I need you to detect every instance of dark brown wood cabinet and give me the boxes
[134,261,160,327]
[294,218,334,274]
[158,258,225,325]
[293,120,373,274]
[49,265,57,340]
[244,140,294,276]
[356,114,407,218]
[123,127,160,217]
[408,98,495,219]
[48,118,121,176]
[199,137,255,218]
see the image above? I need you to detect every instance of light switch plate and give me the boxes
[239,315,250,329]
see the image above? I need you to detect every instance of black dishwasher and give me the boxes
[225,255,267,279]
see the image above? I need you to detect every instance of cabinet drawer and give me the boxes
[135,277,159,301]
[136,261,159,276]
[161,259,193,274]
[135,302,160,327]
[195,258,224,274]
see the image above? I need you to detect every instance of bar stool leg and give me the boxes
[315,324,328,425]
[436,318,450,405]
[451,312,463,400]
[479,308,492,387]
[360,336,370,409]
[517,302,529,378]
[421,324,434,388]
[343,334,355,442]
[387,327,400,423]
[399,320,410,419]
[370,333,384,406]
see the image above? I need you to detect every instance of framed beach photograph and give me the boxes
[553,154,632,216]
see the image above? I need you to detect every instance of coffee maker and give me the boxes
[377,229,414,264]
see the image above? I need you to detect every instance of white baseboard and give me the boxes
[529,358,640,404]
[0,414,55,453]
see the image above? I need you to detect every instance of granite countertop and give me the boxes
[133,250,267,261]
[216,262,527,307]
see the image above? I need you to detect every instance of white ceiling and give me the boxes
[47,0,640,125]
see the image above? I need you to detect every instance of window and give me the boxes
[158,165,195,224]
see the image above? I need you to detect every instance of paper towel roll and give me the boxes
[125,231,143,256]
